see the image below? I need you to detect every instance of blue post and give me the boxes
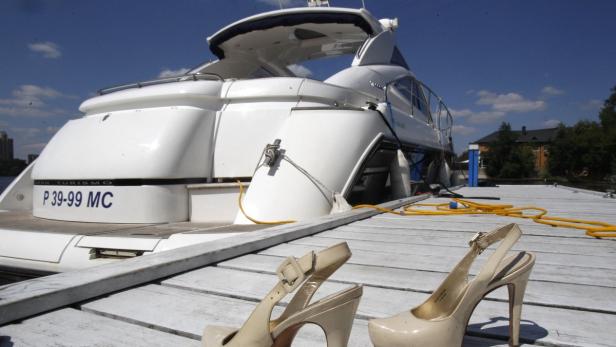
[468,144,479,187]
[410,151,424,182]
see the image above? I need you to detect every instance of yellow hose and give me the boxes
[237,180,296,225]
[237,178,616,236]
[355,198,616,238]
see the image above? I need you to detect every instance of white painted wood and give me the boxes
[358,218,615,239]
[557,184,614,197]
[158,265,616,346]
[82,283,536,347]
[2,185,614,347]
[0,308,199,347]
[317,229,616,256]
[259,243,616,287]
[218,254,616,314]
[81,284,347,346]
[291,236,614,270]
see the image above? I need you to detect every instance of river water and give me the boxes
[0,176,37,286]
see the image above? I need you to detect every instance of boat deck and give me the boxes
[0,211,266,236]
[1,185,615,346]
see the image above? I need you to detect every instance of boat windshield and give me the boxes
[195,8,379,79]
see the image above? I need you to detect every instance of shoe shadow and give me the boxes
[467,315,548,344]
[0,336,14,347]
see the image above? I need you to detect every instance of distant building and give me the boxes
[27,154,39,164]
[475,126,560,172]
[0,131,14,161]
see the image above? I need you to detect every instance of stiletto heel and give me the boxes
[202,242,362,347]
[308,297,361,347]
[272,296,361,347]
[508,269,531,346]
[369,223,535,347]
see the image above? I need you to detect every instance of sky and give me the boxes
[1,0,615,159]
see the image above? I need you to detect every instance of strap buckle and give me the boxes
[276,252,313,292]
[469,232,487,253]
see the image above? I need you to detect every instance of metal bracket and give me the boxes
[263,139,282,166]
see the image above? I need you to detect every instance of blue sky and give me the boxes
[1,0,615,159]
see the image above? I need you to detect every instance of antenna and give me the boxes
[278,0,283,9]
[361,0,366,8]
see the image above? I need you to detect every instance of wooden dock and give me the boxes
[1,185,615,346]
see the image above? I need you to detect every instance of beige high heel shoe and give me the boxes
[369,223,535,347]
[202,242,362,347]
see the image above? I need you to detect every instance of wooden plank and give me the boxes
[405,186,616,212]
[356,217,616,239]
[0,194,427,325]
[454,185,612,200]
[219,254,616,314]
[81,284,356,346]
[317,229,616,257]
[372,208,616,223]
[398,202,616,217]
[0,308,199,347]
[82,283,536,347]
[260,243,616,287]
[160,266,613,346]
[291,236,615,270]
[557,184,614,197]
[333,223,616,248]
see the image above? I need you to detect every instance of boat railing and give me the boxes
[384,77,454,148]
[97,72,224,96]
[419,81,453,147]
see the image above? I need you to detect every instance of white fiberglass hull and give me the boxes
[0,6,456,272]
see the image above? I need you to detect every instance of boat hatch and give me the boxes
[208,8,379,65]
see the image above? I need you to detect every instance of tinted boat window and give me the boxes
[392,77,431,123]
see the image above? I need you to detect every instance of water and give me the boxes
[0,270,37,286]
[0,176,34,286]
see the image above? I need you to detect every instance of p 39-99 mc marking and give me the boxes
[43,190,113,208]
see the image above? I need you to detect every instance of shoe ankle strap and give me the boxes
[277,252,316,293]
[471,223,522,284]
[228,242,352,345]
[469,223,521,254]
[275,242,352,323]
[276,242,352,293]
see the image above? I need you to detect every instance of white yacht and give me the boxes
[0,3,454,274]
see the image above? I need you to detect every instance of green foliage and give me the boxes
[599,86,616,130]
[549,85,616,178]
[504,145,536,178]
[600,86,616,175]
[484,122,536,178]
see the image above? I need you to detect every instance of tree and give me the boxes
[484,122,514,177]
[483,122,536,178]
[500,145,536,178]
[548,124,575,176]
[599,85,616,175]
[549,85,616,178]
[599,85,616,130]
[548,121,608,178]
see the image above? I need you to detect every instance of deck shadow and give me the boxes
[468,316,547,344]
[0,335,14,347]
